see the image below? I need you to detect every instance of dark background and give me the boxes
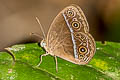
[0,0,120,51]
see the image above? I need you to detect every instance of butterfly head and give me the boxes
[40,39,47,48]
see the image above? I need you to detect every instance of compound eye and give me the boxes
[71,21,80,28]
[42,42,46,47]
[79,46,88,55]
[40,40,46,47]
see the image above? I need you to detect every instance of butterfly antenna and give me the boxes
[35,17,46,39]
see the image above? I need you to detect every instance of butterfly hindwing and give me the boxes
[73,32,96,63]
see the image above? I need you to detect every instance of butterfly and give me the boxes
[35,4,96,72]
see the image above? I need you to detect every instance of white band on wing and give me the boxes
[62,13,78,59]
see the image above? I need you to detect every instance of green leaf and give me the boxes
[0,41,120,80]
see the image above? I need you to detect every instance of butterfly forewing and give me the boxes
[46,5,96,64]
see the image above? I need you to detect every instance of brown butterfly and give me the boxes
[35,4,96,72]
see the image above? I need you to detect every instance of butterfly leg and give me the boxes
[55,56,58,72]
[36,53,49,67]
